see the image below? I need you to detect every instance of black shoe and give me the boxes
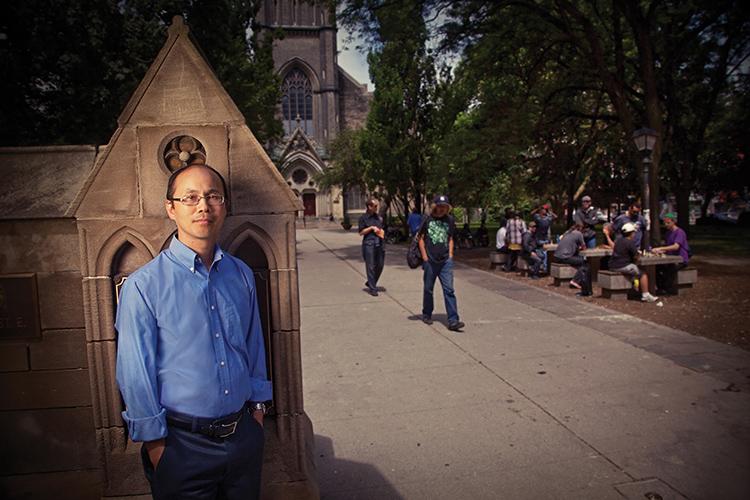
[448,321,465,331]
[575,291,592,297]
[367,288,378,297]
[530,274,541,280]
[421,315,433,325]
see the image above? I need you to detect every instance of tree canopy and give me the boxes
[336,0,750,237]
[0,0,282,146]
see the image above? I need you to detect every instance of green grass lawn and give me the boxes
[688,224,750,256]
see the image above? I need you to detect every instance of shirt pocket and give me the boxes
[216,283,250,352]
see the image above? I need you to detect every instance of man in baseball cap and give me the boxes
[416,195,465,331]
[531,202,557,246]
[574,195,606,249]
[608,222,659,302]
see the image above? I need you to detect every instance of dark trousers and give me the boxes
[523,252,543,276]
[141,408,265,500]
[363,243,385,290]
[656,262,687,294]
[504,250,520,272]
[557,255,592,294]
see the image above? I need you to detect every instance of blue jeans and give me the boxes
[422,258,459,323]
[585,237,597,249]
[534,240,549,273]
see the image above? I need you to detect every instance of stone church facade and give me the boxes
[257,0,372,220]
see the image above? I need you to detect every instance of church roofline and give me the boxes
[337,65,369,92]
[257,24,335,32]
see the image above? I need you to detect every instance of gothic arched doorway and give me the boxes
[231,236,273,384]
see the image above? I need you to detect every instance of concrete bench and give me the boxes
[517,258,529,276]
[550,263,576,286]
[676,267,698,293]
[598,270,633,300]
[489,251,508,270]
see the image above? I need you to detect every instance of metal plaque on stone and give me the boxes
[0,274,41,340]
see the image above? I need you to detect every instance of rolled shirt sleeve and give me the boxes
[115,278,167,442]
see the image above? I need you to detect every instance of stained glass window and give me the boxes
[281,69,313,135]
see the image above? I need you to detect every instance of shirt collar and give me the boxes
[169,236,224,273]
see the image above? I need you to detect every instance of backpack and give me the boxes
[406,216,428,269]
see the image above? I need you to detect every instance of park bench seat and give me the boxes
[676,267,698,293]
[550,262,576,286]
[598,270,633,300]
[517,258,529,275]
[489,251,508,270]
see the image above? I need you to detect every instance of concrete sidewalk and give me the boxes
[297,228,750,500]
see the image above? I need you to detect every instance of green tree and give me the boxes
[316,128,368,227]
[338,0,437,219]
[0,0,281,146]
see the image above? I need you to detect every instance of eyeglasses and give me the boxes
[168,193,225,206]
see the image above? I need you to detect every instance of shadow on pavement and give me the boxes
[406,313,449,326]
[315,434,404,500]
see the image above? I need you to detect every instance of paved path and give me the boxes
[297,228,750,500]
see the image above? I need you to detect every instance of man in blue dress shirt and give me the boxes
[115,164,272,500]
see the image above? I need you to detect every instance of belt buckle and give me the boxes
[215,419,238,438]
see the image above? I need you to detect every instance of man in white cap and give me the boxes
[417,195,465,331]
[608,222,659,302]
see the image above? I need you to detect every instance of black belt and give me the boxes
[166,403,247,439]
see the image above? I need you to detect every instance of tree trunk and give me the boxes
[567,174,576,227]
[701,190,713,220]
[676,159,692,235]
[676,185,690,237]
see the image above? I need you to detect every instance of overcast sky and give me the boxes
[337,28,373,89]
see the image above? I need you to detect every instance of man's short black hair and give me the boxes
[629,202,641,210]
[166,164,228,200]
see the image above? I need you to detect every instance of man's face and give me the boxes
[166,166,227,248]
[629,206,641,217]
[540,207,547,216]
[433,204,449,217]
[367,202,378,213]
[530,225,537,233]
[582,199,591,209]
[664,218,675,230]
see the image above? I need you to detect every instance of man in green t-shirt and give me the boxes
[417,195,465,332]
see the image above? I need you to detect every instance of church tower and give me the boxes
[257,0,371,220]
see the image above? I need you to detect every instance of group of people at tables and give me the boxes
[495,197,691,302]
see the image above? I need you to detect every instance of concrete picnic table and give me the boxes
[542,244,612,281]
[636,253,684,294]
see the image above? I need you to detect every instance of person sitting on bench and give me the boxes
[553,224,592,297]
[521,222,544,279]
[652,213,690,295]
[609,222,659,303]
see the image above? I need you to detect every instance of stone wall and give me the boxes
[0,219,101,500]
[338,69,372,131]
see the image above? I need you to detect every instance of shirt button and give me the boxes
[224,389,229,395]
[211,305,215,310]
[215,333,220,338]
[220,361,225,367]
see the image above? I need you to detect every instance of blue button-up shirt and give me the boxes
[115,237,272,442]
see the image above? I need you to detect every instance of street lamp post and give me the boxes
[632,127,658,248]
